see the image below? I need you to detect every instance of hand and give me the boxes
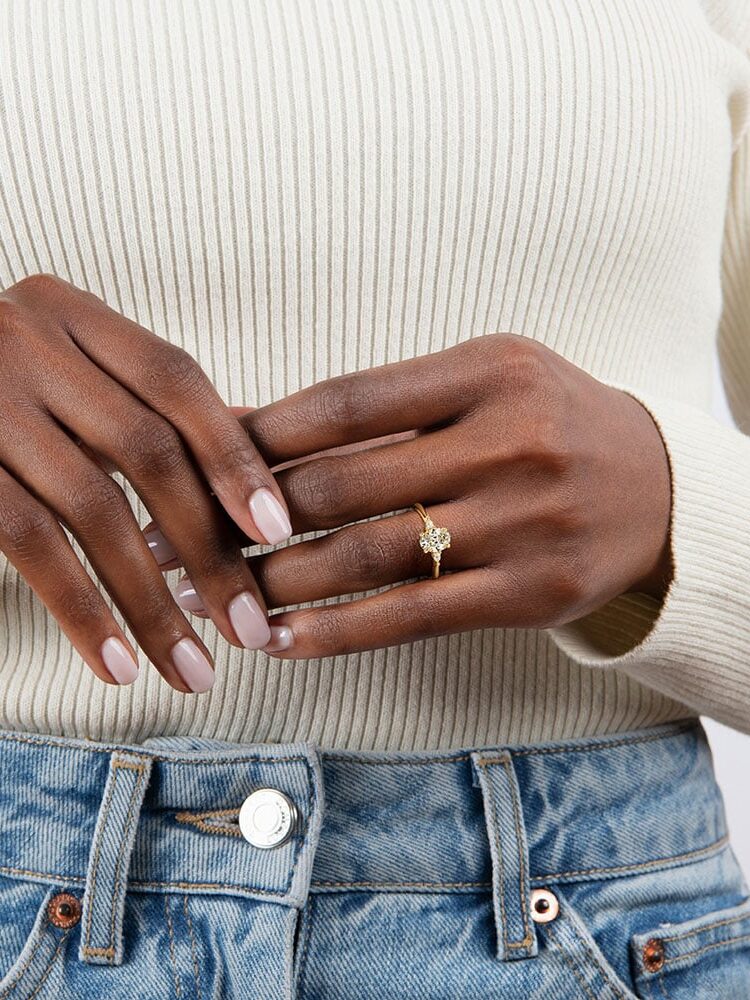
[0,275,292,691]
[210,334,671,658]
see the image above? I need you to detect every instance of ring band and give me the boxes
[413,503,451,579]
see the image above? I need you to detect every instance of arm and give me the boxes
[545,57,750,734]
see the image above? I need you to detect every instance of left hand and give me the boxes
[181,334,674,659]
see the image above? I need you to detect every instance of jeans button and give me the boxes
[239,788,298,849]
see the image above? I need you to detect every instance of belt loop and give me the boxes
[471,750,537,962]
[79,750,153,966]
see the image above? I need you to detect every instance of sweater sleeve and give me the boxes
[545,14,750,735]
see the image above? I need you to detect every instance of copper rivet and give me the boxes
[530,887,560,923]
[47,892,82,929]
[643,938,665,972]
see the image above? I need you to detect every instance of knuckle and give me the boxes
[64,474,129,532]
[208,438,258,486]
[294,606,348,657]
[500,334,553,391]
[149,344,207,399]
[542,555,590,616]
[286,458,342,527]
[520,417,576,476]
[186,538,240,584]
[310,374,375,431]
[58,582,107,631]
[8,273,66,302]
[122,414,185,479]
[0,297,26,339]
[0,501,57,559]
[331,529,390,584]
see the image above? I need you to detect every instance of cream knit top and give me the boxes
[0,0,749,750]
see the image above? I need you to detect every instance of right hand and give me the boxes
[0,275,293,693]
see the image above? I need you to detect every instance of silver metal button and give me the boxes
[239,788,298,849]
[530,887,559,923]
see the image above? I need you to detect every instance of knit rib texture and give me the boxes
[0,0,749,749]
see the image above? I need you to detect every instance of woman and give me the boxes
[0,0,748,996]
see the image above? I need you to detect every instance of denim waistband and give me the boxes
[0,718,728,965]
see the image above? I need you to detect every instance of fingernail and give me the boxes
[171,638,215,693]
[264,625,294,652]
[249,487,292,545]
[228,591,272,649]
[173,577,206,614]
[144,527,178,566]
[100,637,139,685]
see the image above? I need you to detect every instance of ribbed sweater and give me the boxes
[0,0,749,750]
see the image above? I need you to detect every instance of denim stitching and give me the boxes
[544,922,601,1000]
[565,914,633,1000]
[475,758,510,952]
[174,808,243,838]
[2,833,728,897]
[0,867,85,885]
[0,929,47,998]
[475,756,534,950]
[0,731,307,766]
[82,757,118,954]
[288,762,317,897]
[163,896,182,999]
[24,931,70,1000]
[530,835,729,883]
[130,879,285,896]
[112,758,150,770]
[659,904,750,943]
[502,756,533,946]
[183,895,203,1000]
[510,722,697,759]
[296,896,314,995]
[107,761,148,953]
[663,931,750,966]
[0,927,70,1000]
[80,756,148,959]
[310,879,491,890]
[322,721,698,766]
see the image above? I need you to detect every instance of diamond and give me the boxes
[419,521,451,558]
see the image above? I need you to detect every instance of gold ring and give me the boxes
[413,503,451,579]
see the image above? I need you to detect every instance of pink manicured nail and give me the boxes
[144,527,178,566]
[228,592,272,649]
[171,638,215,693]
[101,637,139,685]
[249,487,292,545]
[173,577,206,614]
[264,625,294,653]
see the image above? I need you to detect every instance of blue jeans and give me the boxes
[0,719,747,998]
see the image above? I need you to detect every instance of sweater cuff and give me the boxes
[545,381,750,733]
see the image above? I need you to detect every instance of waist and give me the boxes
[0,718,726,900]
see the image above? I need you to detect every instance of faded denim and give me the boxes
[0,719,748,998]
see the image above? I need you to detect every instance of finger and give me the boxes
[56,281,292,546]
[243,337,502,464]
[0,413,217,693]
[174,501,469,614]
[46,356,272,650]
[250,502,472,609]
[141,428,428,570]
[274,425,478,532]
[0,464,140,686]
[260,567,499,659]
